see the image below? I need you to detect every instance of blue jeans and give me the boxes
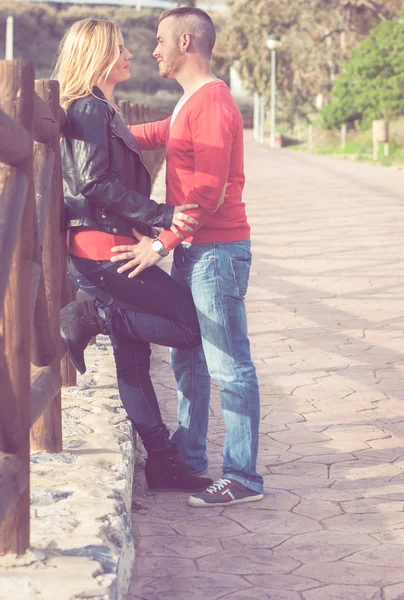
[170,239,264,493]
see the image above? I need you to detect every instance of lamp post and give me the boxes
[266,34,281,149]
[5,16,13,60]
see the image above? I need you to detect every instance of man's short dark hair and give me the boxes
[159,7,216,58]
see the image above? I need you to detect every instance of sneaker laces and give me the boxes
[206,478,232,494]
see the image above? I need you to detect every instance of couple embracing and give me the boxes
[57,7,264,508]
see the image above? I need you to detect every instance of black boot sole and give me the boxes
[60,329,86,375]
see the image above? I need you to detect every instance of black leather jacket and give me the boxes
[61,87,173,236]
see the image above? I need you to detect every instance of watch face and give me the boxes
[152,239,168,256]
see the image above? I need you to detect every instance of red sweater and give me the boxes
[130,80,250,251]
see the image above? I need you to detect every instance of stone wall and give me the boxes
[0,337,135,600]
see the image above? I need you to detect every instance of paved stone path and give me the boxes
[127,133,404,600]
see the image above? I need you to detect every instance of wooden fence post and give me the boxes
[0,59,35,555]
[341,124,346,150]
[117,100,130,124]
[372,120,389,161]
[129,103,137,125]
[30,80,64,453]
[307,124,313,151]
[133,103,140,123]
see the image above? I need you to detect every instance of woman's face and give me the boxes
[106,32,133,86]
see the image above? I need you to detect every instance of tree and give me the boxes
[216,0,402,126]
[322,16,404,129]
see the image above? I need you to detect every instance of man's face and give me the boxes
[153,17,184,79]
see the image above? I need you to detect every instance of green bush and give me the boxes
[321,15,404,130]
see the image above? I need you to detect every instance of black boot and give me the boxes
[145,445,213,492]
[60,299,107,375]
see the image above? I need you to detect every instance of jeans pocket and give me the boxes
[181,244,216,264]
[230,257,250,299]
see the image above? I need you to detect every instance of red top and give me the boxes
[69,228,135,260]
[130,80,250,251]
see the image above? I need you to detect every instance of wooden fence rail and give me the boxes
[0,60,167,555]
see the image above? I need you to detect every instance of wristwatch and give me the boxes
[151,238,169,257]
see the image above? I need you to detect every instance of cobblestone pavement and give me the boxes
[127,133,404,600]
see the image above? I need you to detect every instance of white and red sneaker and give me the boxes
[188,477,264,507]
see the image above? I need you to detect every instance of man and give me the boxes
[111,7,264,506]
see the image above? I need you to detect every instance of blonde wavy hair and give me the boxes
[52,18,121,110]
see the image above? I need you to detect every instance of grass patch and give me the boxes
[286,120,404,168]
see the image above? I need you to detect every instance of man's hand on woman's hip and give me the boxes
[109,202,199,278]
[110,229,163,278]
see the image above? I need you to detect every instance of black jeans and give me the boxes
[67,254,201,452]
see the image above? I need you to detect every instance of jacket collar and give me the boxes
[92,86,109,102]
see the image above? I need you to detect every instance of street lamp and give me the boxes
[5,16,13,60]
[266,34,281,149]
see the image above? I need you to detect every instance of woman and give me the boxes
[54,18,212,492]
